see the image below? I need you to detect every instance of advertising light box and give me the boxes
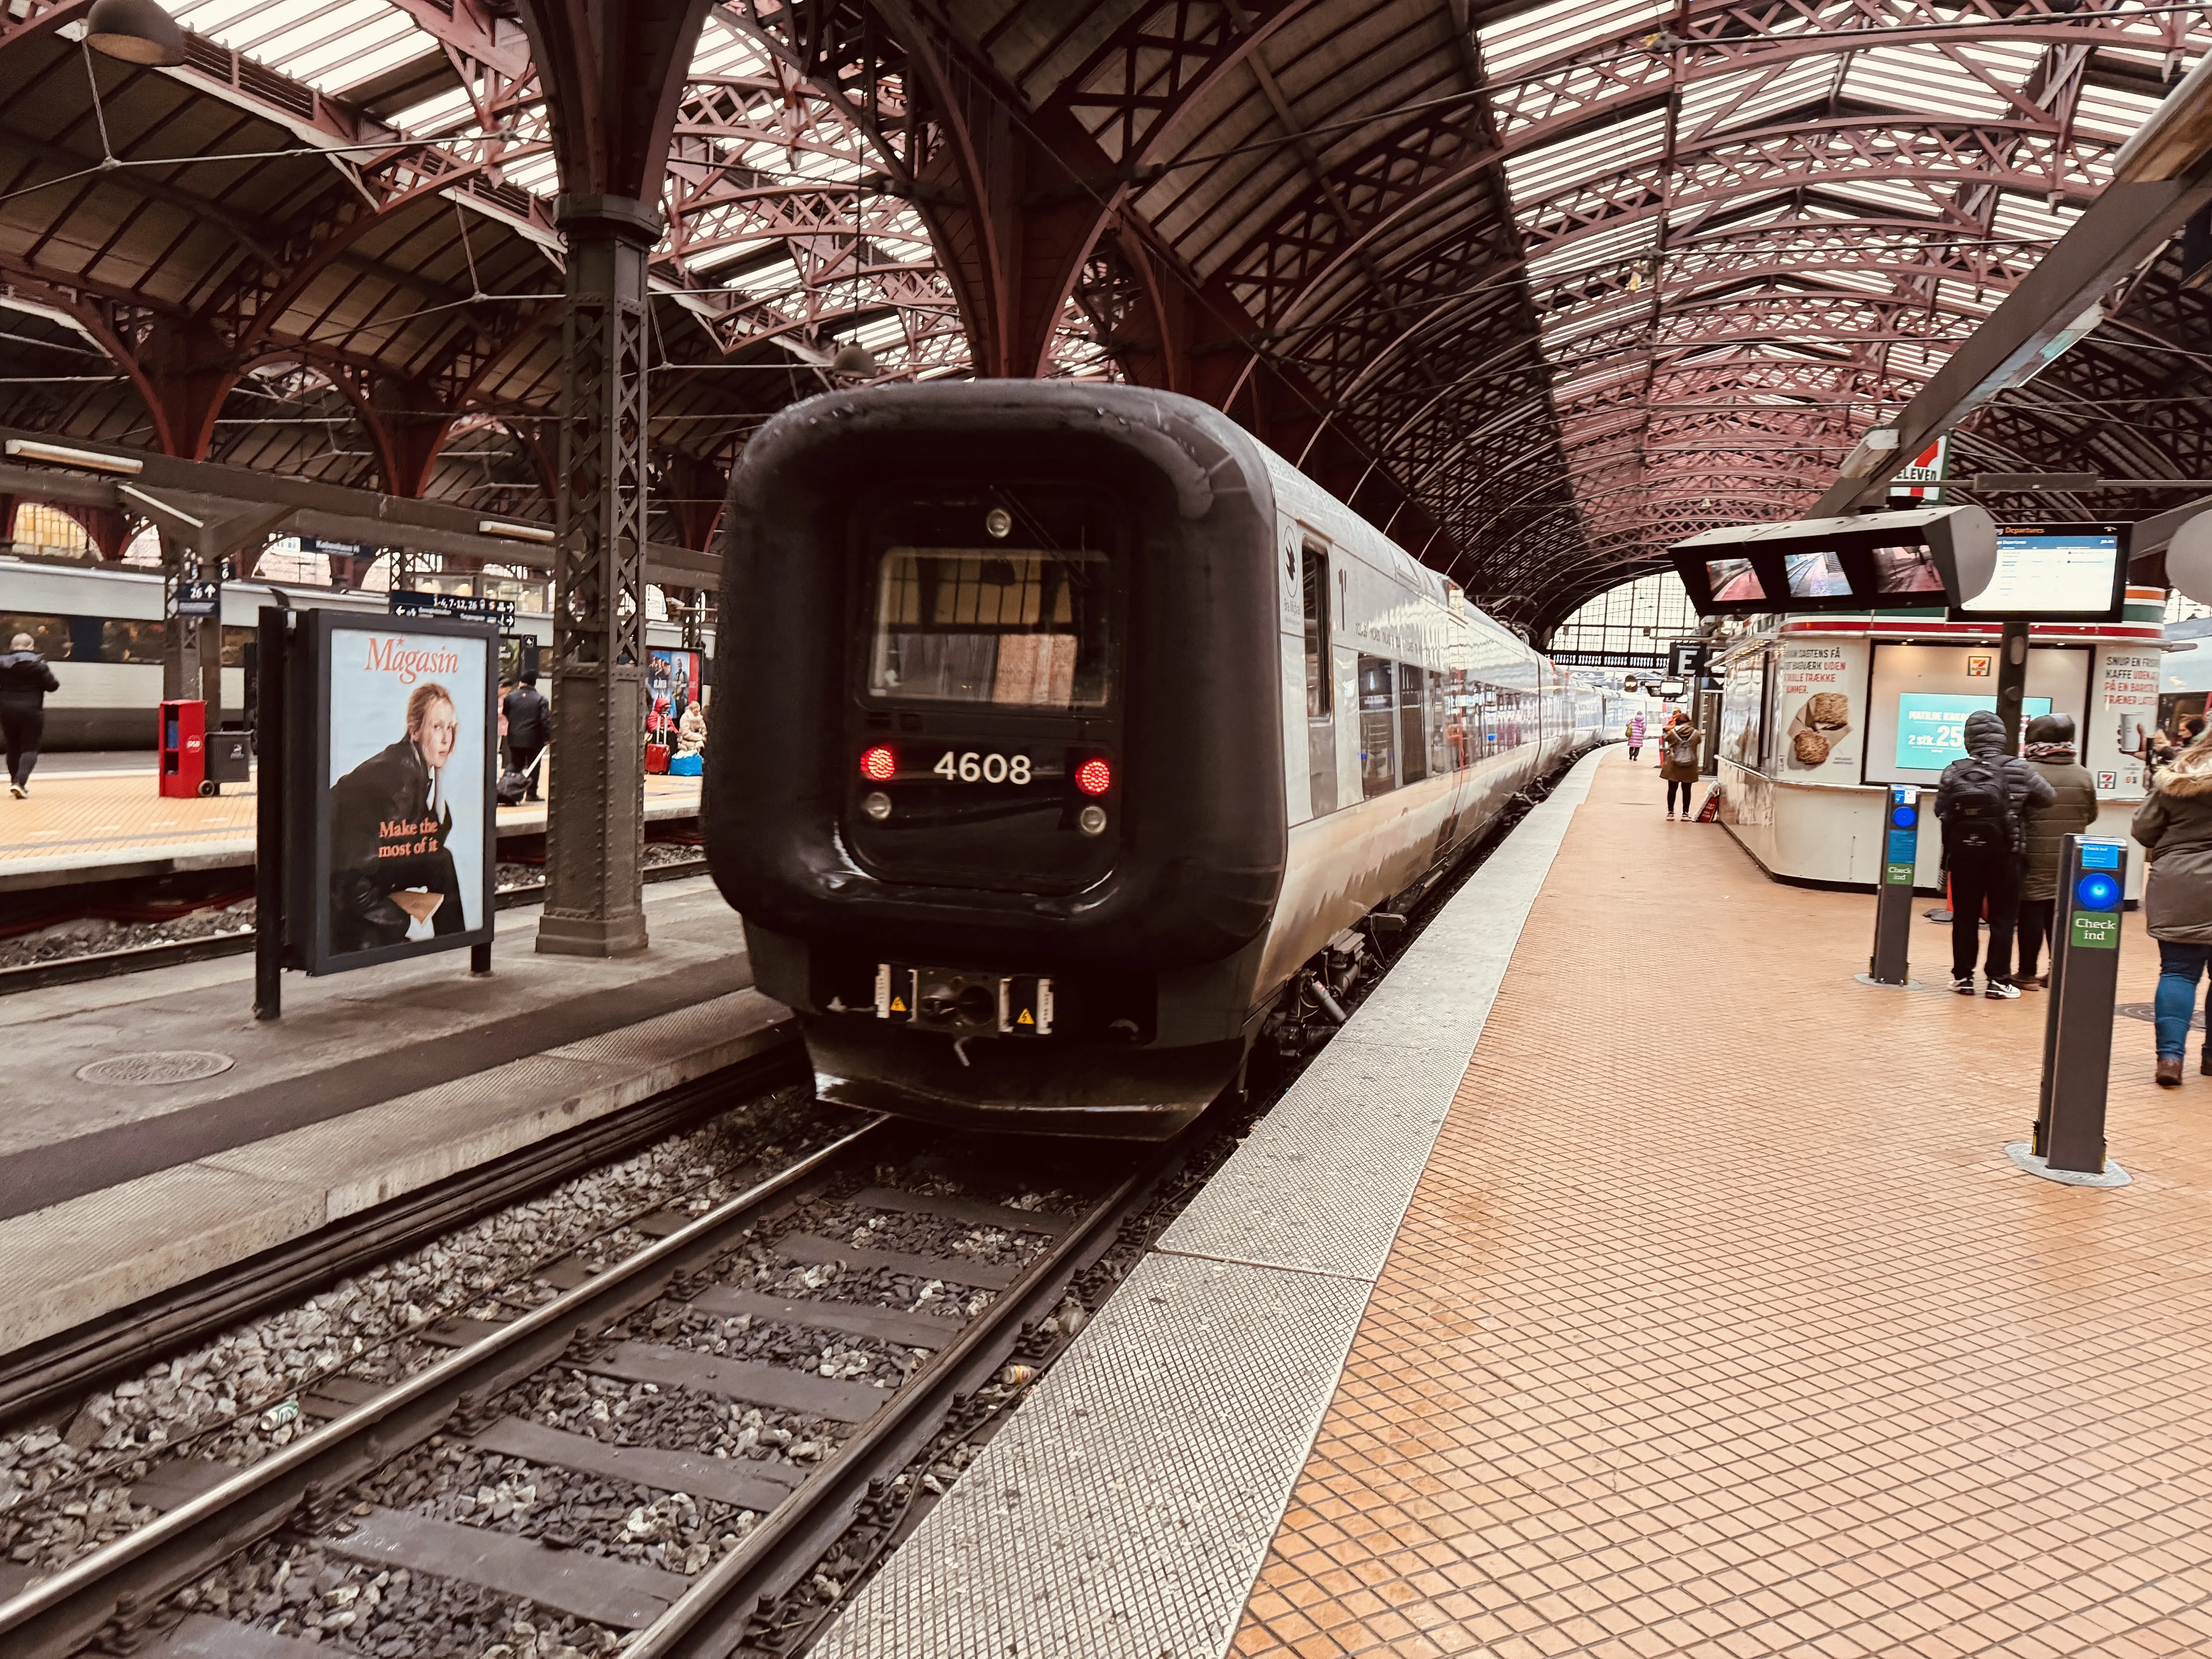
[1894,692,2054,771]
[290,609,498,974]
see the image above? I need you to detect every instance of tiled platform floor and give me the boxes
[0,768,701,878]
[1231,747,2212,1659]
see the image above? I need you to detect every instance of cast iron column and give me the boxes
[539,194,655,957]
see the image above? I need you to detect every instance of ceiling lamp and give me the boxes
[829,343,878,379]
[85,0,186,66]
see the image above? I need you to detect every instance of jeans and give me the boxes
[2154,941,2212,1060]
[1948,853,2021,981]
[2017,898,2055,979]
[1667,779,1695,814]
[0,701,41,789]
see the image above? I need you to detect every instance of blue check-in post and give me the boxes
[2032,835,2128,1176]
[1863,785,1920,987]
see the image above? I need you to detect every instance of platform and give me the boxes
[0,874,785,1362]
[822,744,2212,1659]
[0,769,702,893]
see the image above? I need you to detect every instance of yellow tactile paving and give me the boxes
[0,769,703,868]
[1232,747,2212,1659]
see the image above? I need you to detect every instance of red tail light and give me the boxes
[860,745,896,781]
[1075,757,1112,796]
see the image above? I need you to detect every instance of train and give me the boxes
[0,558,713,749]
[705,382,1628,1139]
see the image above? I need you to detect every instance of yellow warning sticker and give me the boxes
[890,997,906,1012]
[1017,1008,1034,1025]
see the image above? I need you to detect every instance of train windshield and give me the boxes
[867,547,1113,710]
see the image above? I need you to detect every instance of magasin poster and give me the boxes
[309,614,496,970]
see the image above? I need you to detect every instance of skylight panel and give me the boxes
[1501,108,1666,207]
[2075,83,2164,147]
[1478,0,1669,81]
[1524,216,1656,283]
[1842,46,2011,122]
[1989,192,2076,245]
[1817,175,1949,218]
[1677,58,1834,140]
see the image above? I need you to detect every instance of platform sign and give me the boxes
[390,588,518,629]
[173,579,220,619]
[286,608,497,976]
[2035,834,2128,1174]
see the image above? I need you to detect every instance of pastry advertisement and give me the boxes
[1774,637,1864,781]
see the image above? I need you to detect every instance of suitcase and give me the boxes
[646,742,671,775]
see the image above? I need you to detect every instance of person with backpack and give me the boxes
[2015,713,2098,989]
[0,632,60,799]
[2132,726,2212,1085]
[500,673,550,801]
[1660,710,1702,819]
[1935,709,2056,998]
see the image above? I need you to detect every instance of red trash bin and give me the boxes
[159,699,208,798]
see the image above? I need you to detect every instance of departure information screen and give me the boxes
[1959,527,2121,615]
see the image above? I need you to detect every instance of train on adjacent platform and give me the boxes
[706,383,1628,1139]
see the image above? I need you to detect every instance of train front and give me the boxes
[704,384,1289,1138]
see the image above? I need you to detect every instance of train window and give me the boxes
[0,613,69,658]
[1357,654,1396,798]
[1428,671,1453,776]
[102,619,167,664]
[1398,665,1426,786]
[1302,543,1336,816]
[867,546,1112,710]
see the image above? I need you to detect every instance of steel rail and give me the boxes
[0,1036,805,1433]
[622,1131,1182,1659]
[0,858,711,998]
[0,1116,888,1658]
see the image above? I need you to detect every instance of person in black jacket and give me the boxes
[0,632,60,798]
[327,682,466,955]
[501,673,549,800]
[1935,709,2057,999]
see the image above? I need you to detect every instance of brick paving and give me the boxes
[1231,745,2212,1659]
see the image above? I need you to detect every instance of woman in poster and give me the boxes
[328,682,465,954]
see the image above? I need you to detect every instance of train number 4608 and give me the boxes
[933,751,1032,785]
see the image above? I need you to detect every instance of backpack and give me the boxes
[1945,758,2017,855]
[1666,730,1698,766]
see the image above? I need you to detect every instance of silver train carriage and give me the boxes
[705,383,1620,1138]
[0,560,711,748]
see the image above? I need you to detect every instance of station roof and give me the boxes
[0,0,2209,625]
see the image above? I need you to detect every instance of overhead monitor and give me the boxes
[1671,507,1996,616]
[1952,524,2126,621]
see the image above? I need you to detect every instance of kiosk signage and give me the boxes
[2032,834,2129,1178]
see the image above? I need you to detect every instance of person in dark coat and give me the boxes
[0,632,60,798]
[1660,709,1702,819]
[2015,713,2099,989]
[1934,709,2056,998]
[328,682,466,955]
[501,673,550,800]
[2133,728,2212,1086]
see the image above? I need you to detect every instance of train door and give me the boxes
[1301,540,1336,817]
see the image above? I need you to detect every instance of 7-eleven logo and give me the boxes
[1889,434,1949,501]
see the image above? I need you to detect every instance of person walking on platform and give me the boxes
[2016,713,2097,989]
[1628,710,1645,760]
[0,631,59,799]
[1661,710,1702,820]
[501,672,550,801]
[2132,727,2212,1086]
[1936,709,2053,999]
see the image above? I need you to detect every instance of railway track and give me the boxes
[0,749,1602,1657]
[0,858,711,997]
[0,1114,1180,1658]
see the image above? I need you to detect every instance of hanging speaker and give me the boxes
[2166,508,2212,606]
